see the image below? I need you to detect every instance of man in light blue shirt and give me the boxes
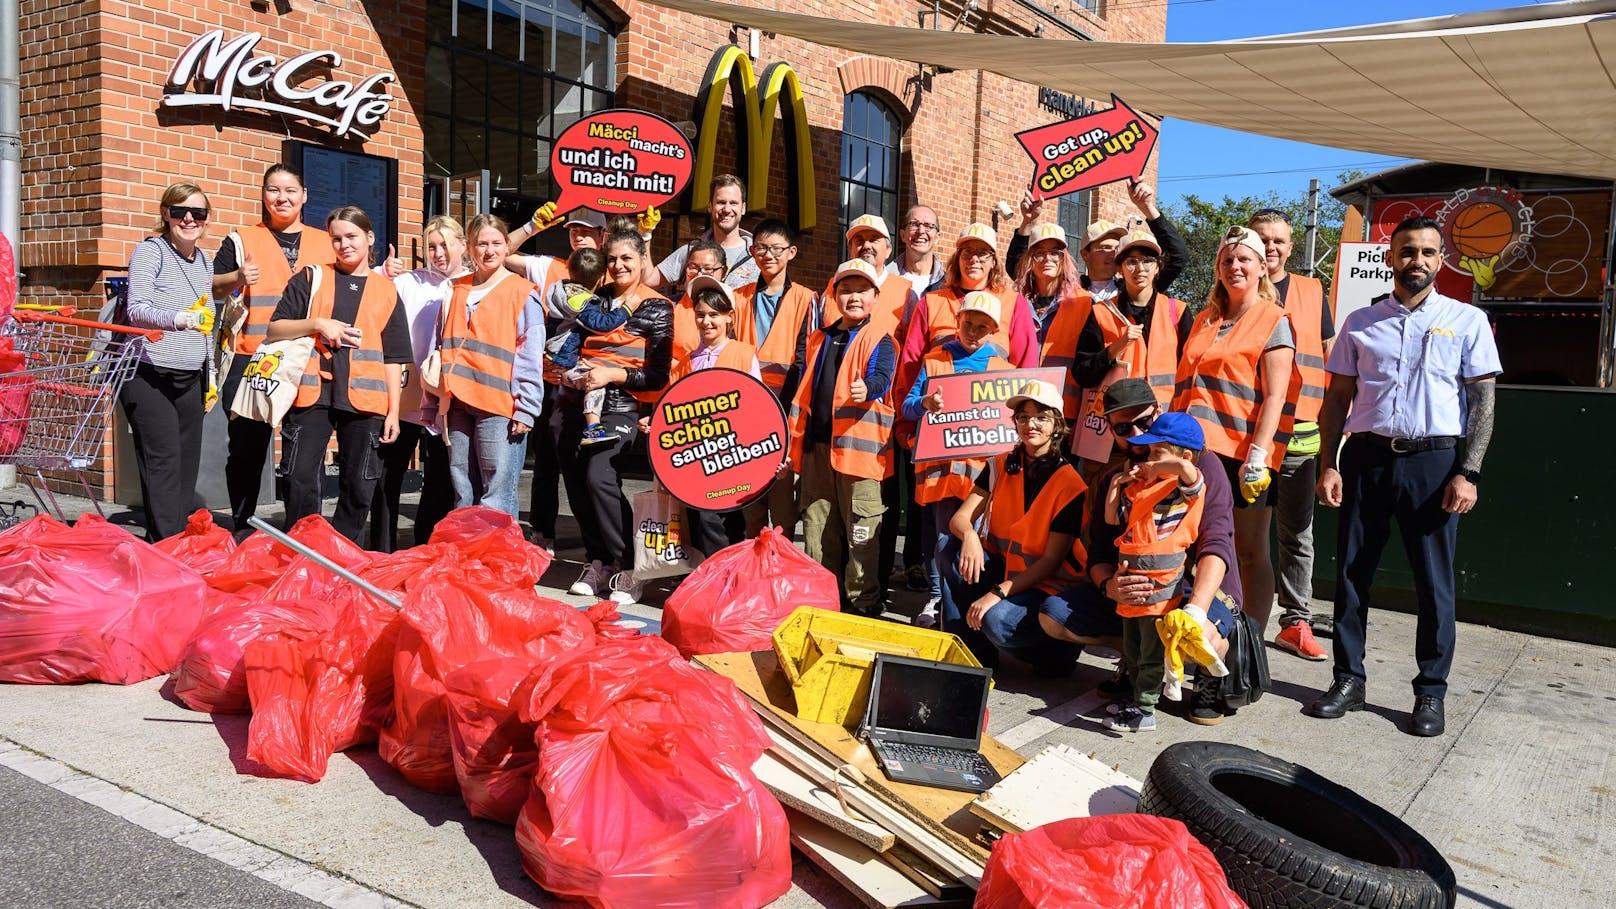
[1308,216,1500,738]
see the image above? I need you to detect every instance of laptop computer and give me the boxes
[861,653,1003,793]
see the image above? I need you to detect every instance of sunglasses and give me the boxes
[1108,414,1156,437]
[1251,207,1290,224]
[166,205,209,222]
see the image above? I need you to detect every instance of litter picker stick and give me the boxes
[246,516,403,611]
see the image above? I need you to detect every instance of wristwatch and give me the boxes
[1459,469,1482,485]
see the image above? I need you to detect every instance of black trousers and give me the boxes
[118,362,204,541]
[280,404,383,544]
[367,423,454,552]
[529,383,563,540]
[220,353,274,535]
[688,505,745,556]
[551,394,637,568]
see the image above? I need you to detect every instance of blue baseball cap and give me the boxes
[1126,411,1204,451]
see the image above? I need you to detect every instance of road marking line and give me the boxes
[996,690,1110,750]
[0,737,418,909]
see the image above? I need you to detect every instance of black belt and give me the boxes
[1357,432,1460,454]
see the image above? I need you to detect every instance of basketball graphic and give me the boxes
[1436,187,1533,292]
[1449,201,1514,259]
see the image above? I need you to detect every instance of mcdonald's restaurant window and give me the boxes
[1056,190,1093,268]
[839,90,904,259]
[425,0,617,226]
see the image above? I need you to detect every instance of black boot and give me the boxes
[1307,676,1366,719]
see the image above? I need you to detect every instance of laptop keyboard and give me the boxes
[881,741,995,776]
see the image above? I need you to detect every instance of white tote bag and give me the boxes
[228,264,320,427]
[630,484,704,582]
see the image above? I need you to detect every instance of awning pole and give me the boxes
[1599,185,1616,388]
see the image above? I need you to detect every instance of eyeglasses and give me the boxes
[903,221,940,233]
[1108,414,1156,437]
[1251,207,1290,224]
[1030,249,1065,261]
[684,263,725,275]
[1012,413,1055,427]
[1119,256,1160,270]
[961,247,996,261]
[166,205,209,222]
[751,244,792,258]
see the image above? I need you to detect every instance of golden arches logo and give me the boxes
[690,45,816,231]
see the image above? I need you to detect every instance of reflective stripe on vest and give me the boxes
[1172,301,1293,472]
[293,265,399,416]
[984,456,1089,595]
[440,272,531,418]
[787,320,895,481]
[1280,274,1329,425]
[922,287,1017,358]
[580,290,668,405]
[735,282,818,396]
[822,272,913,331]
[913,352,1010,504]
[1114,475,1205,617]
[1090,295,1181,405]
[1037,288,1094,419]
[233,224,334,355]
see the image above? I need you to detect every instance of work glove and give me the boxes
[636,205,662,235]
[176,298,213,334]
[204,384,218,413]
[530,201,561,232]
[1239,446,1272,504]
[1157,607,1228,701]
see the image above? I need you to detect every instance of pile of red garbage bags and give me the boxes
[0,506,792,909]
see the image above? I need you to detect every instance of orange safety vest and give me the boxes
[1278,274,1329,425]
[579,285,669,405]
[293,266,399,416]
[1036,287,1095,420]
[233,224,334,355]
[1173,301,1294,471]
[669,339,758,382]
[919,286,1018,357]
[671,296,700,365]
[733,281,818,396]
[1090,295,1182,405]
[1113,474,1204,618]
[440,271,533,418]
[787,319,895,481]
[913,351,1011,505]
[822,272,914,333]
[983,454,1089,595]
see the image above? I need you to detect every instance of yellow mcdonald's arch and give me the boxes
[690,45,817,232]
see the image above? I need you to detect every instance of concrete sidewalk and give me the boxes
[1,484,1612,908]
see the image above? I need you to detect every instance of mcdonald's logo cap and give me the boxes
[1006,379,1064,413]
[845,214,891,242]
[1117,228,1161,259]
[1027,223,1067,249]
[958,222,998,249]
[958,290,1002,328]
[832,258,882,287]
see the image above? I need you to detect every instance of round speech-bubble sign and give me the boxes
[648,367,788,514]
[550,109,694,218]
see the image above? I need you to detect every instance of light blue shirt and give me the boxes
[1327,290,1501,439]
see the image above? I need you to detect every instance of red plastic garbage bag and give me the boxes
[243,583,402,782]
[154,509,237,575]
[975,815,1246,909]
[171,596,347,713]
[428,506,553,588]
[206,515,373,597]
[0,336,32,458]
[662,525,839,658]
[380,569,594,794]
[442,658,549,824]
[0,514,218,684]
[515,636,790,909]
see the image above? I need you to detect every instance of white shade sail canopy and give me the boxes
[639,0,1616,181]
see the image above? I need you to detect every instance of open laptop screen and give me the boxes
[871,657,988,745]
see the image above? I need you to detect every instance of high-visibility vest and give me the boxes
[821,272,914,333]
[1279,274,1329,425]
[669,339,758,382]
[293,266,399,415]
[1173,301,1294,472]
[233,224,334,355]
[918,286,1018,357]
[787,320,895,481]
[1114,474,1204,618]
[579,286,670,405]
[1090,295,1182,405]
[734,281,818,396]
[440,270,532,418]
[983,454,1089,595]
[1037,287,1095,420]
[913,351,1010,505]
[671,297,700,365]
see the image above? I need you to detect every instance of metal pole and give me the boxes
[1303,177,1320,277]
[0,0,20,490]
[246,517,404,611]
[1598,184,1616,388]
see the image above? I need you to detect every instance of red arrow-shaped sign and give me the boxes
[1015,95,1159,202]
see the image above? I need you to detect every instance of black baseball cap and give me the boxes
[1101,378,1158,415]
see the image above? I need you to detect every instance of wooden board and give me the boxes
[786,808,973,909]
[878,844,973,901]
[696,651,1025,865]
[752,753,896,852]
[969,742,1141,834]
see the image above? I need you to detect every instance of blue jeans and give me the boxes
[937,536,1089,672]
[928,498,960,600]
[446,400,529,520]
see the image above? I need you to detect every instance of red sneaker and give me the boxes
[1276,622,1328,661]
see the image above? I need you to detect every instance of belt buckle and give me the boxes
[1390,436,1416,454]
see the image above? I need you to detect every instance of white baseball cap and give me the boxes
[957,290,1002,329]
[845,214,891,242]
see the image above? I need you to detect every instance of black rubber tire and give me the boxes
[1138,741,1456,909]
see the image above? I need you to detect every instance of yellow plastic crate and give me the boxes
[771,607,984,726]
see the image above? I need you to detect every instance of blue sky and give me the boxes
[1159,0,1533,205]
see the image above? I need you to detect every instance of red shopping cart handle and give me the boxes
[12,310,163,341]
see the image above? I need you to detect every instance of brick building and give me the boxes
[15,0,1167,498]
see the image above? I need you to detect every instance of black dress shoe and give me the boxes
[1409,695,1445,737]
[1307,677,1366,718]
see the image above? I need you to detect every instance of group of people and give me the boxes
[115,164,1497,738]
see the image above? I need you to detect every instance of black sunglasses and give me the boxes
[1251,207,1290,224]
[1109,414,1155,437]
[166,205,209,222]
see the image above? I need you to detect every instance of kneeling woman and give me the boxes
[941,379,1119,673]
[267,206,413,542]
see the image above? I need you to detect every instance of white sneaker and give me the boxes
[913,597,940,628]
[569,560,607,597]
[607,570,642,606]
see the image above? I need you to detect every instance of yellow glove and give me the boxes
[204,385,218,413]
[1157,607,1227,679]
[186,295,214,334]
[636,205,662,234]
[1239,447,1271,504]
[530,201,561,232]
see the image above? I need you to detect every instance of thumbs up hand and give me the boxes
[381,244,406,278]
[239,248,260,286]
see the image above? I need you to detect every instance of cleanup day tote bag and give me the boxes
[630,484,704,582]
[229,264,320,427]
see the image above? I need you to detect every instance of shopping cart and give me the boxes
[0,310,162,519]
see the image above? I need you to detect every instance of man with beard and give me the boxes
[1307,217,1500,737]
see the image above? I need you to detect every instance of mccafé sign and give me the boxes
[161,30,396,140]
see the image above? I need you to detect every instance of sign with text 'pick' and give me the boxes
[649,367,788,513]
[1016,95,1158,202]
[551,109,694,217]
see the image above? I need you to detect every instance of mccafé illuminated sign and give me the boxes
[691,45,816,231]
[161,30,396,140]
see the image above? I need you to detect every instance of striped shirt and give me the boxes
[124,237,215,371]
[1115,474,1206,539]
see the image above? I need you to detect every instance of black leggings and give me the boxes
[220,353,274,534]
[551,395,637,568]
[118,363,204,540]
[368,423,454,552]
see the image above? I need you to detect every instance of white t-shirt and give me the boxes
[393,267,462,425]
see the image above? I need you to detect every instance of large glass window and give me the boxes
[424,0,616,230]
[839,91,903,260]
[1056,190,1094,270]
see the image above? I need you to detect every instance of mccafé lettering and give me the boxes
[162,30,396,140]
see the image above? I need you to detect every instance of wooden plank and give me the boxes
[878,843,973,901]
[752,753,896,852]
[786,808,973,909]
[968,742,1141,834]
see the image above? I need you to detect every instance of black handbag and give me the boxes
[1217,609,1272,709]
